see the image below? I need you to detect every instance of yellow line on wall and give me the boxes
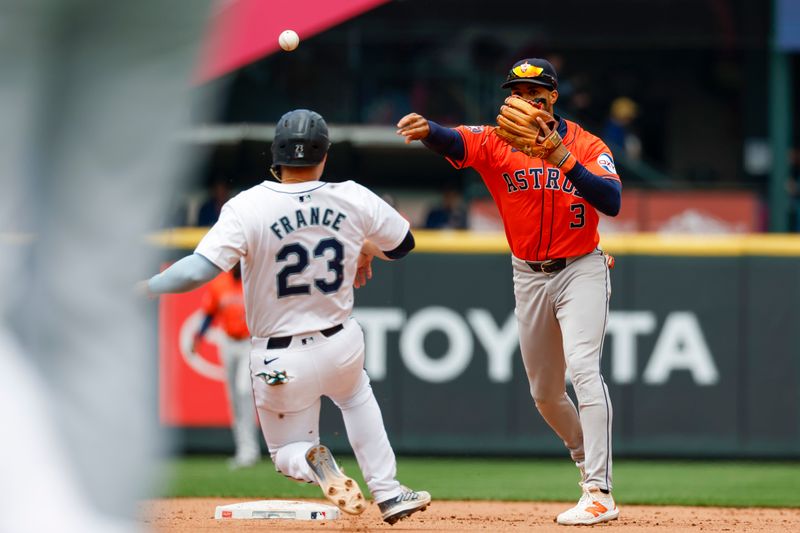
[148,228,800,257]
[147,227,210,250]
[600,234,800,256]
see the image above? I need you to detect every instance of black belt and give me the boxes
[266,324,344,349]
[525,258,567,274]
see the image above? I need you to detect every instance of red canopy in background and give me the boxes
[195,0,389,83]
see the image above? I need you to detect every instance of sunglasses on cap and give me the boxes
[504,61,558,89]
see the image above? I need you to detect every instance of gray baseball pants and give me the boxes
[512,249,613,491]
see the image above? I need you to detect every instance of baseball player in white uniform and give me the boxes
[144,109,430,525]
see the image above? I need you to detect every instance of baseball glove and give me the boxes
[495,96,557,158]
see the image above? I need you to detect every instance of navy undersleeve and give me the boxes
[422,121,465,161]
[564,163,621,216]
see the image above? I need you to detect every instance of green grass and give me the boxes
[162,456,800,508]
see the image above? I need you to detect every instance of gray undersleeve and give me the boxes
[147,253,222,294]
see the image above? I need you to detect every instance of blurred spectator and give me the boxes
[380,193,412,223]
[381,192,399,209]
[197,178,233,226]
[562,72,593,121]
[364,89,413,125]
[547,55,574,102]
[424,186,469,230]
[603,97,642,161]
[545,55,595,123]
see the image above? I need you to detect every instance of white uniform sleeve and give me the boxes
[362,188,410,251]
[194,201,247,271]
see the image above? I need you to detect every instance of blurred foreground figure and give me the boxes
[0,1,210,531]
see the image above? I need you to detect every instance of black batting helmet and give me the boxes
[271,109,331,167]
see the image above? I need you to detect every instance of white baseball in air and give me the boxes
[279,30,299,51]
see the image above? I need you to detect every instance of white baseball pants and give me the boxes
[512,249,614,491]
[250,318,402,503]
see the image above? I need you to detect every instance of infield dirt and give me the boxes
[144,498,800,532]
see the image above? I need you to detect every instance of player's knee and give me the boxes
[532,394,551,406]
[569,373,607,406]
[532,394,563,414]
[334,373,373,410]
[337,386,371,411]
[568,367,603,390]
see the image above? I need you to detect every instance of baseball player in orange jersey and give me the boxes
[143,109,430,525]
[193,264,261,468]
[397,58,621,525]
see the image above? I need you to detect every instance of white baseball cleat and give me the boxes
[556,483,619,525]
[378,486,431,525]
[305,444,366,515]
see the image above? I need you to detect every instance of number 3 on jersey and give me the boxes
[569,203,585,229]
[276,238,344,297]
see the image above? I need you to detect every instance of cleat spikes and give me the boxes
[305,445,366,515]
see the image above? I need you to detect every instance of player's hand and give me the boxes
[535,116,574,169]
[134,280,156,299]
[535,116,553,142]
[354,252,374,289]
[396,113,430,144]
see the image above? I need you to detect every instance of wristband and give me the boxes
[557,152,576,172]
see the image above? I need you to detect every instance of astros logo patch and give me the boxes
[597,153,617,174]
[465,126,484,134]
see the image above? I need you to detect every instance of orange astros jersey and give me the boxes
[201,271,249,340]
[448,120,620,261]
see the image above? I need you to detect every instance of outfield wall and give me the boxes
[156,231,800,458]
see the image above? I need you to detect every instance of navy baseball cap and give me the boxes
[501,58,558,90]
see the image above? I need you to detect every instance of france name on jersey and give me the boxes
[195,180,409,338]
